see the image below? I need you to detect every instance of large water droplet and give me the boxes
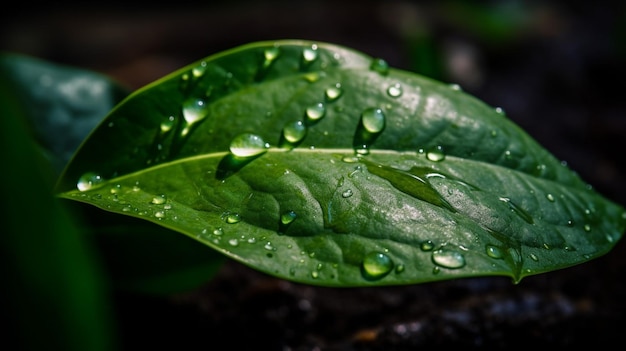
[221,211,241,224]
[192,61,207,78]
[182,97,209,125]
[302,44,319,64]
[361,107,385,133]
[486,245,504,259]
[263,46,280,65]
[386,83,403,97]
[77,172,104,191]
[150,195,166,205]
[230,133,269,157]
[370,58,389,75]
[353,107,386,155]
[325,83,343,101]
[362,251,393,280]
[305,102,326,124]
[432,248,466,269]
[426,145,446,162]
[281,120,307,147]
[278,210,297,234]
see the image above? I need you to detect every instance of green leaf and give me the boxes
[0,52,130,176]
[0,67,117,350]
[56,40,626,287]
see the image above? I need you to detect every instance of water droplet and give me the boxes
[302,44,319,63]
[370,58,389,75]
[264,242,275,251]
[77,172,104,191]
[303,72,323,83]
[213,227,224,235]
[279,210,297,234]
[546,193,555,202]
[529,253,538,261]
[305,102,326,124]
[311,271,319,279]
[325,83,343,101]
[420,240,435,251]
[281,120,307,147]
[192,61,207,78]
[486,245,503,259]
[151,195,166,205]
[154,211,165,219]
[584,224,591,232]
[362,251,393,279]
[449,83,462,91]
[386,83,403,97]
[432,248,466,269]
[228,238,239,246]
[230,133,269,157]
[426,145,446,162]
[221,212,241,224]
[353,107,386,155]
[395,264,405,274]
[160,115,176,133]
[494,107,505,115]
[361,107,385,133]
[182,97,209,125]
[263,46,280,65]
[341,189,353,198]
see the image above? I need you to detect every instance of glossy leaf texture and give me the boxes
[56,40,626,287]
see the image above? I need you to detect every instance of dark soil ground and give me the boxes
[3,1,626,350]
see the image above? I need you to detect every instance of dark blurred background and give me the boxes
[2,1,625,350]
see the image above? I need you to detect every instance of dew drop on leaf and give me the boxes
[420,240,435,251]
[192,61,207,78]
[361,107,386,133]
[263,46,280,66]
[229,133,269,157]
[302,44,319,64]
[325,83,343,101]
[150,195,166,205]
[486,245,504,259]
[77,172,104,191]
[353,107,386,155]
[160,115,176,133]
[221,211,241,224]
[281,120,307,145]
[426,145,446,162]
[305,102,326,123]
[432,248,466,269]
[280,210,297,225]
[362,252,394,279]
[370,58,389,75]
[279,210,297,234]
[395,264,405,273]
[386,83,403,97]
[182,97,209,125]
